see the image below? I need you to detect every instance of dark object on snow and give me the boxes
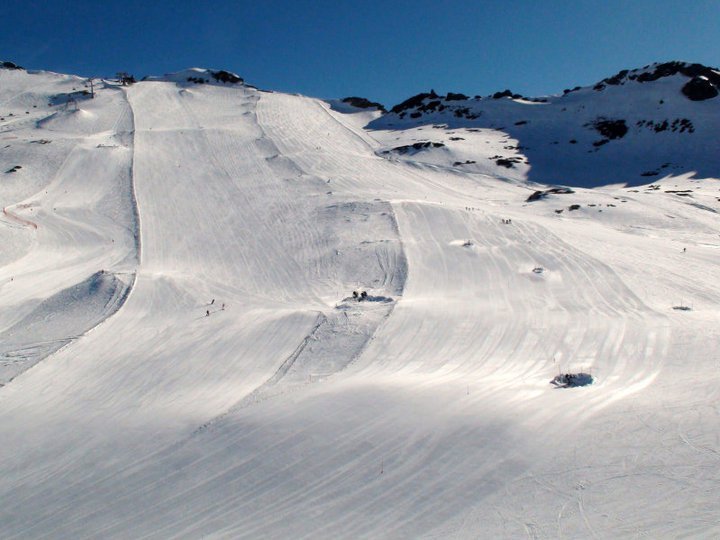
[341,97,386,112]
[532,267,544,274]
[588,118,628,140]
[383,141,445,155]
[1,61,23,70]
[360,291,368,300]
[587,62,720,102]
[525,187,575,202]
[568,204,581,211]
[6,165,21,173]
[390,90,440,114]
[352,291,359,299]
[593,62,720,91]
[117,72,136,85]
[636,62,720,85]
[445,92,469,101]
[551,372,593,388]
[211,70,243,84]
[682,76,719,101]
[496,158,519,168]
[492,89,522,100]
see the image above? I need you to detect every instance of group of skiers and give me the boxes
[205,298,226,317]
[352,290,368,301]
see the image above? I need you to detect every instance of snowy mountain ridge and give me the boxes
[0,60,719,538]
[362,60,719,187]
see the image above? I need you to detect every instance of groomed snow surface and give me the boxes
[1,68,719,538]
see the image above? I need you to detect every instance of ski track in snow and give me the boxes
[0,69,719,539]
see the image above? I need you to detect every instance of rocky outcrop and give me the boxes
[587,118,628,140]
[591,61,719,101]
[682,76,718,101]
[382,141,445,155]
[211,70,243,84]
[341,97,386,112]
[445,92,468,101]
[1,61,23,70]
[390,91,440,114]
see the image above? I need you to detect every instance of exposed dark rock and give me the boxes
[637,118,694,133]
[453,107,479,119]
[493,89,512,99]
[682,76,718,101]
[568,204,581,211]
[211,70,243,84]
[595,69,629,90]
[492,156,523,168]
[526,187,575,202]
[654,120,669,132]
[341,96,386,112]
[1,61,23,70]
[588,118,628,140]
[390,91,439,114]
[117,72,136,85]
[593,62,720,102]
[383,141,445,155]
[424,100,442,111]
[637,62,720,84]
[492,89,523,100]
[445,92,468,101]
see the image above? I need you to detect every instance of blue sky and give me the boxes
[2,0,718,106]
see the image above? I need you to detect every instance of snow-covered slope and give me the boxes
[369,61,720,188]
[0,62,719,538]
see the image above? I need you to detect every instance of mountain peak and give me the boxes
[587,61,720,100]
[1,60,24,70]
[143,67,244,85]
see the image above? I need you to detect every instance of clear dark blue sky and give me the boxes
[2,0,718,107]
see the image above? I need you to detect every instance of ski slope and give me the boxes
[1,66,719,538]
